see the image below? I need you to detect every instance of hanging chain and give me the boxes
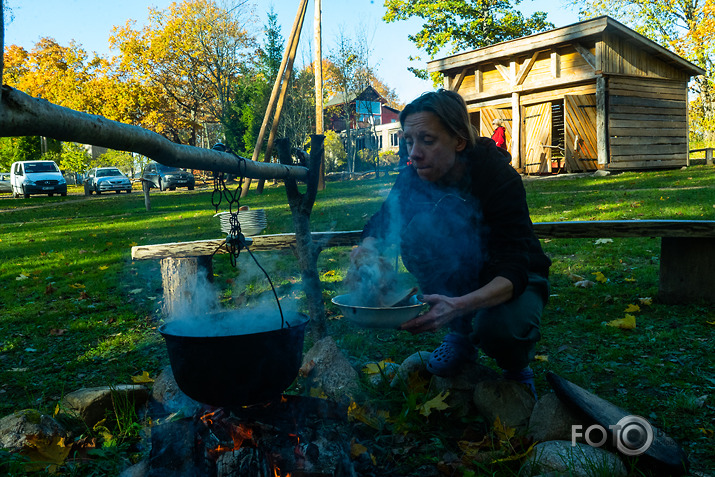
[210,143,247,267]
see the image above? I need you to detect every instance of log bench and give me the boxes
[131,220,715,309]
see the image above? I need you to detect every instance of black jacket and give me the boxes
[362,138,550,299]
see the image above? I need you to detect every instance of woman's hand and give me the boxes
[400,294,461,334]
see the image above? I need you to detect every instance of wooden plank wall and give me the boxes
[601,32,689,81]
[479,108,513,151]
[564,94,598,172]
[607,76,689,169]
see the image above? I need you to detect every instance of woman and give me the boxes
[491,118,507,149]
[352,90,550,394]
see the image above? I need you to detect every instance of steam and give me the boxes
[163,251,302,337]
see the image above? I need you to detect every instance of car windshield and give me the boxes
[97,169,123,177]
[24,162,59,173]
[156,164,184,173]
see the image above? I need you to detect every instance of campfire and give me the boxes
[148,394,355,477]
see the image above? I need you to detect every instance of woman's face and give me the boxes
[403,111,466,183]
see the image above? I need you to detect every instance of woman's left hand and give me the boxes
[400,294,461,334]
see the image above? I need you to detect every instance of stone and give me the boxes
[365,361,400,387]
[528,392,589,443]
[433,362,501,417]
[0,409,67,451]
[152,365,202,416]
[592,170,610,177]
[60,384,149,428]
[473,379,535,433]
[390,351,432,388]
[300,336,361,405]
[521,440,627,477]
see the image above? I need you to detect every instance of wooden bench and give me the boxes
[131,220,715,307]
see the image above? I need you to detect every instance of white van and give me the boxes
[10,160,68,198]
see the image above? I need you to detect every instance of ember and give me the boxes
[148,395,355,477]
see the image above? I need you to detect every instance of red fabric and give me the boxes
[491,126,507,149]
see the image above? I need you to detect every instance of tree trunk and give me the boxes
[278,135,326,340]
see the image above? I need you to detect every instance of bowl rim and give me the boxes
[331,294,423,310]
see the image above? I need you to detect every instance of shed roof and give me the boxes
[427,16,705,77]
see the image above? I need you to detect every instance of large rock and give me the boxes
[473,380,535,433]
[152,365,202,416]
[300,336,361,405]
[0,409,67,451]
[433,363,500,417]
[60,384,149,428]
[390,351,432,388]
[521,440,627,477]
[528,392,589,443]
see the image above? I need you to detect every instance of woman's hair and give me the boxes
[399,89,477,149]
[492,118,504,127]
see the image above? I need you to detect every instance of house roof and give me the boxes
[324,85,384,108]
[427,15,705,77]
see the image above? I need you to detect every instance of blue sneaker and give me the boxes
[427,333,478,377]
[503,367,537,399]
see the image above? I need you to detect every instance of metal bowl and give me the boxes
[331,294,425,329]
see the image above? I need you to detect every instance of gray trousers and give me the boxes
[453,272,549,372]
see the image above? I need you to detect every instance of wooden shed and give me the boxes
[427,16,705,173]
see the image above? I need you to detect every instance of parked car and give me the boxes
[141,162,195,191]
[83,167,133,195]
[10,160,67,198]
[0,172,11,194]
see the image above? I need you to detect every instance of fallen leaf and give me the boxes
[45,284,57,295]
[417,391,450,417]
[131,371,154,384]
[493,416,515,441]
[16,274,29,281]
[491,441,538,464]
[347,402,382,429]
[707,321,715,326]
[362,360,395,375]
[606,314,636,329]
[624,304,641,313]
[129,242,138,247]
[624,277,636,282]
[457,437,490,458]
[638,297,653,306]
[350,440,368,458]
[700,428,714,438]
[79,291,90,300]
[99,265,109,271]
[128,288,143,295]
[21,435,72,473]
[49,329,66,336]
[322,270,336,277]
[592,271,607,283]
[594,238,613,244]
[69,283,85,289]
[567,272,584,282]
[534,355,548,362]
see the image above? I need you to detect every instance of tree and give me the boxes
[59,142,91,174]
[383,0,553,80]
[323,130,346,172]
[110,0,259,146]
[569,0,715,143]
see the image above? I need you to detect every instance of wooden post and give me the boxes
[511,92,521,169]
[707,148,713,166]
[315,0,325,191]
[596,75,608,167]
[160,256,214,318]
[142,179,151,211]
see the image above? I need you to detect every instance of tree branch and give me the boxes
[0,86,309,180]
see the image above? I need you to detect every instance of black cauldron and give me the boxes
[159,311,309,407]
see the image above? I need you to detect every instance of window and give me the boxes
[356,100,382,125]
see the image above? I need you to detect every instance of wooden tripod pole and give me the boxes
[242,0,308,197]
[255,0,307,194]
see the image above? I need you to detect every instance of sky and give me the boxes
[3,0,580,104]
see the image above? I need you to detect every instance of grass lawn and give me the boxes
[0,166,713,475]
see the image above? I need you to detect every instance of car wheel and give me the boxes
[159,178,165,191]
[188,185,195,190]
[49,193,54,197]
[61,192,67,197]
[170,186,176,191]
[23,187,30,199]
[12,188,17,198]
[115,190,120,194]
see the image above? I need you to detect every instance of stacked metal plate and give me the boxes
[214,209,267,236]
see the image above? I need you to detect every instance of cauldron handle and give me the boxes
[240,240,287,329]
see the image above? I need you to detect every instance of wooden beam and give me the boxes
[452,67,468,91]
[551,50,561,79]
[516,51,541,86]
[475,67,483,94]
[511,92,521,169]
[494,63,512,84]
[596,76,608,166]
[574,43,596,70]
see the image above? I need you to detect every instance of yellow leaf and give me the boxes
[706,321,715,326]
[700,428,714,438]
[534,354,548,362]
[362,360,395,375]
[624,277,636,282]
[491,441,538,464]
[458,437,490,458]
[417,391,450,417]
[129,241,138,247]
[69,283,85,289]
[638,297,653,306]
[322,270,336,277]
[21,435,72,473]
[350,440,368,458]
[106,242,113,246]
[592,271,607,283]
[606,314,636,329]
[131,371,154,384]
[99,265,109,271]
[493,416,516,441]
[347,401,382,429]
[624,304,641,313]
